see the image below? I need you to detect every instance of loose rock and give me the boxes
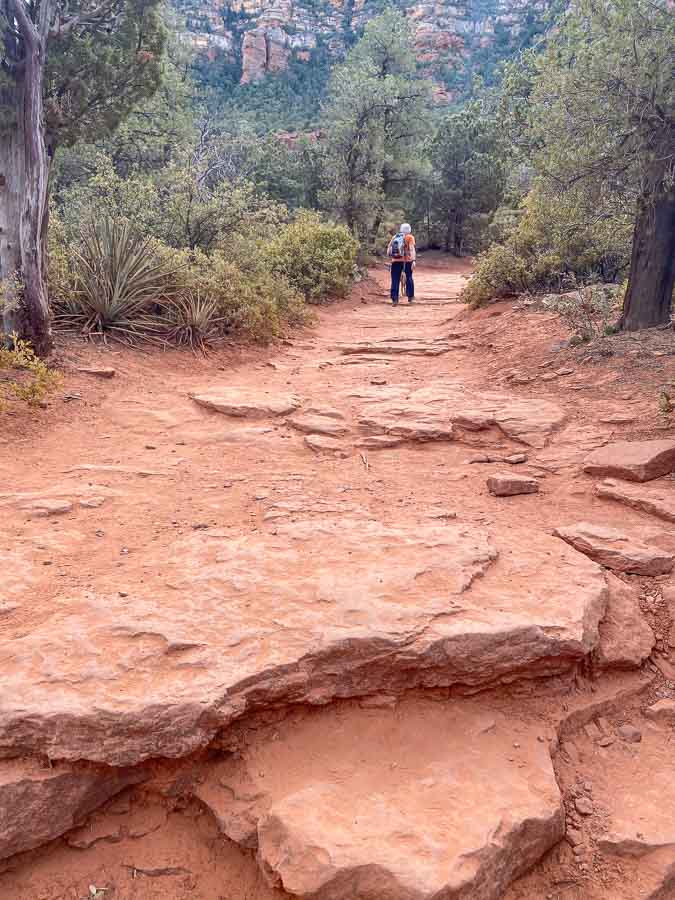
[487,473,539,497]
[20,499,73,517]
[617,724,642,743]
[190,388,300,419]
[584,440,675,483]
[76,367,116,379]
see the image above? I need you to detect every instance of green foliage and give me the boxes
[156,245,308,342]
[43,0,167,149]
[523,0,675,207]
[160,291,224,351]
[490,0,675,326]
[51,217,308,346]
[56,219,178,342]
[462,177,632,307]
[542,282,620,342]
[0,334,60,407]
[197,46,333,133]
[321,8,433,238]
[265,213,358,303]
[415,100,505,253]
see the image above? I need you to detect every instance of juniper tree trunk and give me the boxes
[0,100,22,338]
[620,186,675,332]
[0,13,52,354]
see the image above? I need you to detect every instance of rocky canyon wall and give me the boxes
[174,0,552,92]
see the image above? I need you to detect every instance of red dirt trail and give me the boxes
[1,254,675,900]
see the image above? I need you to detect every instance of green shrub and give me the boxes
[542,282,620,341]
[265,212,358,303]
[462,244,535,308]
[0,334,60,407]
[152,245,308,343]
[55,219,179,342]
[462,180,631,308]
[51,217,309,348]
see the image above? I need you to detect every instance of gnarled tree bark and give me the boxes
[620,183,675,331]
[1,0,52,354]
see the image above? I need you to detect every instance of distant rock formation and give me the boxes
[174,0,553,92]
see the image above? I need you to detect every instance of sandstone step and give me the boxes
[596,478,675,523]
[554,522,675,576]
[0,519,606,766]
[584,440,675,482]
[304,434,349,456]
[195,698,564,900]
[0,759,143,861]
[287,412,349,436]
[336,339,451,356]
[190,388,301,418]
[354,381,565,448]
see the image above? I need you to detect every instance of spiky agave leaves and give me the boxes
[57,219,178,343]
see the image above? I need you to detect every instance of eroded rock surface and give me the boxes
[596,478,675,523]
[555,523,674,576]
[337,338,451,356]
[594,574,655,669]
[198,700,564,900]
[584,440,675,483]
[190,388,301,418]
[354,381,565,448]
[0,759,144,860]
[0,520,606,766]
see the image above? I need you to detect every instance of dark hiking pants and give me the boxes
[390,261,414,304]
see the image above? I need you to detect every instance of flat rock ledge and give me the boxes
[196,700,564,900]
[596,478,675,523]
[0,759,144,860]
[584,440,675,482]
[190,388,301,418]
[353,381,565,448]
[0,520,606,767]
[554,522,674,576]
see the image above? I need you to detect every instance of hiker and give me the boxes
[387,222,416,306]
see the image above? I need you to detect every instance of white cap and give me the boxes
[400,223,412,234]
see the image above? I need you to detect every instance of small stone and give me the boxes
[145,444,157,450]
[644,699,675,724]
[575,797,594,816]
[504,453,528,465]
[566,827,584,846]
[77,367,116,379]
[617,724,642,743]
[584,721,603,741]
[598,735,614,747]
[21,499,73,518]
[80,496,105,509]
[118,592,128,598]
[487,473,539,497]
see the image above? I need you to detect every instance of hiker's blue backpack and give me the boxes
[388,233,405,258]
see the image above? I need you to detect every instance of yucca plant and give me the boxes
[56,219,178,343]
[160,290,225,352]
